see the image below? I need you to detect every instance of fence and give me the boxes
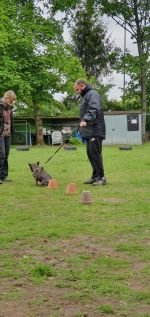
[12,120,32,146]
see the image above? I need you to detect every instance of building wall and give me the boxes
[104,114,142,145]
[13,113,142,145]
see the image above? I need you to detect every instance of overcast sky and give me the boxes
[102,16,138,100]
[63,15,138,100]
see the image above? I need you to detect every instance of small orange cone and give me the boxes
[80,191,93,204]
[65,182,77,194]
[48,179,58,189]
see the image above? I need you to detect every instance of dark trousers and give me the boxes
[0,135,11,180]
[86,137,104,180]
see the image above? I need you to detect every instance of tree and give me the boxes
[0,1,29,97]
[70,1,120,80]
[50,0,150,141]
[116,53,150,111]
[96,0,150,141]
[0,0,86,144]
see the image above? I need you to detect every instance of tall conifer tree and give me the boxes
[71,1,119,80]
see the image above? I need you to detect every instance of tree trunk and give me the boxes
[137,42,147,143]
[140,64,147,143]
[35,114,44,145]
[133,0,147,143]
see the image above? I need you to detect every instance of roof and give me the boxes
[14,116,79,120]
[14,111,141,121]
[104,111,141,115]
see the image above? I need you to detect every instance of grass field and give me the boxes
[0,143,150,317]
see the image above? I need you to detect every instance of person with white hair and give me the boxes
[0,90,17,184]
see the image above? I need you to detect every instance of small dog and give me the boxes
[28,162,52,186]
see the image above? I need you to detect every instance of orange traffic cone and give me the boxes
[80,191,93,204]
[48,179,58,189]
[65,182,77,194]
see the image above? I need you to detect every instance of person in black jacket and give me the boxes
[0,90,16,184]
[74,79,106,185]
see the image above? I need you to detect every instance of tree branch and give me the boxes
[110,15,137,38]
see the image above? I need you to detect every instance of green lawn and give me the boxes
[0,143,150,317]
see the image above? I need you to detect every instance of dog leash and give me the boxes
[44,127,79,165]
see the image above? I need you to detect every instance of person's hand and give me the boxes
[80,121,87,127]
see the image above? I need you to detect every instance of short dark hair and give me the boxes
[75,79,87,86]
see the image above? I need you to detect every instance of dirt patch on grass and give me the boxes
[0,280,110,317]
[1,235,150,317]
[102,197,126,204]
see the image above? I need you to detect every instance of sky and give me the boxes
[63,15,138,100]
[101,16,138,100]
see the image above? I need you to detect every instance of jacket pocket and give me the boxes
[79,126,93,138]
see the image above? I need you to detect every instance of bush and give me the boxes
[69,137,82,145]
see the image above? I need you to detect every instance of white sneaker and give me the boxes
[92,177,107,186]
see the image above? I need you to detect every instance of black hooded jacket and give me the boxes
[79,84,106,139]
[0,99,14,136]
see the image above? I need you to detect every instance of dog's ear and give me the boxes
[28,163,32,171]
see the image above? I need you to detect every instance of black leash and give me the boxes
[44,126,79,165]
[44,143,63,165]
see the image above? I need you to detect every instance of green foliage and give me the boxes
[0,0,85,115]
[50,0,149,119]
[97,0,149,116]
[98,0,149,42]
[51,0,80,12]
[116,53,150,110]
[71,1,120,79]
[69,137,82,145]
[0,0,87,144]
